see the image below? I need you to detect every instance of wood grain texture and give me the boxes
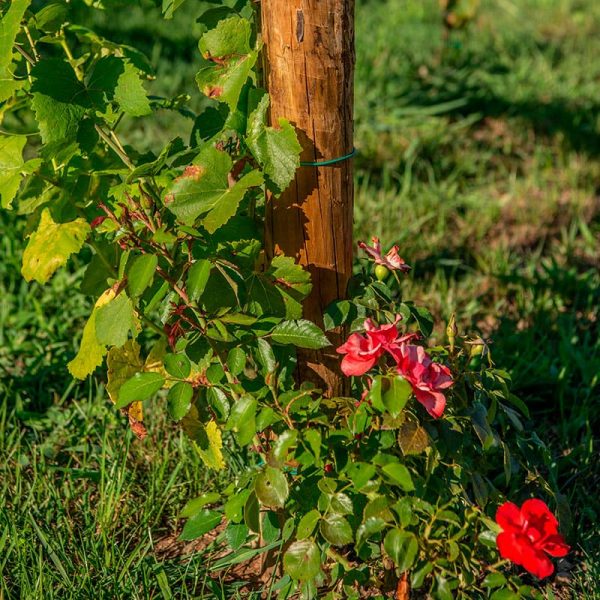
[261,0,355,396]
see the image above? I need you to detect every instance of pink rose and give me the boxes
[396,345,453,418]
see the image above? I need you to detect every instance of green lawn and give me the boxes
[1,0,599,597]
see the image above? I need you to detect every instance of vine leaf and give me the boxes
[21,209,91,284]
[246,255,311,319]
[68,289,116,379]
[0,0,31,102]
[164,145,263,231]
[246,94,302,194]
[114,61,152,116]
[195,16,258,109]
[95,292,136,347]
[0,135,28,208]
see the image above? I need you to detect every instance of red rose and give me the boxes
[496,499,570,579]
[336,316,417,377]
[336,330,383,376]
[396,344,453,418]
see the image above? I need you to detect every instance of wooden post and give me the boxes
[261,0,355,396]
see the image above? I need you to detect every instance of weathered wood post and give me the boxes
[261,0,355,396]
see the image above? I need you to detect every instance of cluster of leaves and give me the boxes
[0,1,565,598]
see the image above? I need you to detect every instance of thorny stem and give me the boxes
[156,267,190,304]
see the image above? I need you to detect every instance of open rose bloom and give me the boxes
[496,499,570,579]
[396,344,453,418]
[336,316,452,418]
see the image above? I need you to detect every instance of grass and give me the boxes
[2,0,600,597]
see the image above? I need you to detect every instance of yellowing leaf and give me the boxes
[106,340,144,421]
[182,404,225,471]
[22,209,91,284]
[68,289,115,379]
[144,337,172,386]
[194,420,225,471]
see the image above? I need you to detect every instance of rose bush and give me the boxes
[0,1,570,598]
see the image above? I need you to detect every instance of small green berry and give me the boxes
[374,265,390,281]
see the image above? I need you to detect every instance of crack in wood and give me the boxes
[296,9,304,43]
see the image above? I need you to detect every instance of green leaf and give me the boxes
[199,16,252,58]
[283,540,321,581]
[164,145,263,229]
[30,59,92,144]
[167,382,193,421]
[323,300,354,331]
[246,94,302,194]
[383,529,419,573]
[381,462,415,492]
[482,573,508,589]
[261,511,281,544]
[162,0,188,19]
[382,375,412,417]
[21,209,90,284]
[127,254,157,297]
[114,61,152,117]
[226,347,246,377]
[297,510,320,540]
[31,92,86,145]
[0,0,31,102]
[244,491,260,533]
[345,462,376,490]
[356,517,387,548]
[256,338,277,373]
[202,170,263,234]
[271,320,331,349]
[179,509,221,541]
[187,259,212,302]
[330,493,353,516]
[398,421,430,455]
[95,293,135,347]
[225,522,248,551]
[196,16,258,109]
[116,372,165,409]
[206,387,230,422]
[33,2,68,33]
[490,590,519,600]
[255,466,289,509]
[0,135,26,208]
[164,353,191,379]
[179,492,220,518]
[265,255,312,319]
[320,514,353,547]
[269,430,298,468]
[226,394,257,445]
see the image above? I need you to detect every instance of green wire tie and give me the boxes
[300,147,357,167]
